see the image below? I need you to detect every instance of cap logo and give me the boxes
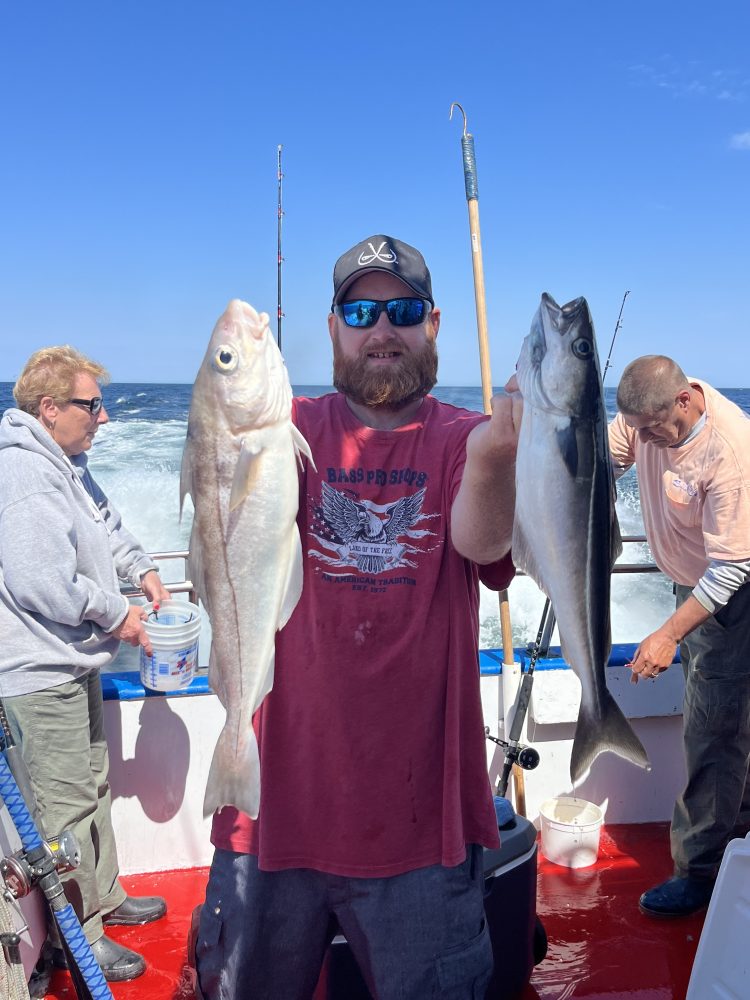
[357,241,397,267]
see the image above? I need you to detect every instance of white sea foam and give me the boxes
[89,414,675,671]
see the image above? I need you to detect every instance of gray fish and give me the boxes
[180,299,313,819]
[513,293,650,783]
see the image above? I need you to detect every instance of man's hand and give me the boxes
[628,625,679,683]
[112,603,153,657]
[451,387,522,565]
[464,391,523,467]
[628,594,710,683]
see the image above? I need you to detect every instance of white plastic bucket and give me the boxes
[139,600,202,692]
[539,797,603,869]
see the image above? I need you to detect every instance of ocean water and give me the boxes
[1,382,748,670]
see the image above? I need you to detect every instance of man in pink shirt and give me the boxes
[609,355,750,918]
[194,235,521,998]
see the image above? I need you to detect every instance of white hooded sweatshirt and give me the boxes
[0,408,157,696]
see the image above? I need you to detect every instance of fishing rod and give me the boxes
[277,144,284,351]
[602,289,630,383]
[490,600,548,798]
[449,102,531,812]
[449,103,493,413]
[0,700,112,1000]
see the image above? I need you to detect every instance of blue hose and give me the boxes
[0,752,113,999]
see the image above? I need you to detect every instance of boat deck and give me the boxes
[42,821,704,1000]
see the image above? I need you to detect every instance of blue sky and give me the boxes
[1,1,748,388]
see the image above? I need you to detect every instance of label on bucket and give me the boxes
[140,643,198,690]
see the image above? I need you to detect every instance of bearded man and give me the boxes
[194,235,521,1000]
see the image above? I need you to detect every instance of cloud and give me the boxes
[629,59,747,102]
[729,132,750,150]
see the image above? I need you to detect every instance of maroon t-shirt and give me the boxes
[211,393,513,876]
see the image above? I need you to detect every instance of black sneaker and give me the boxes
[639,876,714,918]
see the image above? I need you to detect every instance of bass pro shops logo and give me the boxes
[309,482,438,574]
[357,242,397,267]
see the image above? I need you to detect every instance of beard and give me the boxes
[332,335,438,409]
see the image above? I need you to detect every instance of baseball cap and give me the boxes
[332,235,434,307]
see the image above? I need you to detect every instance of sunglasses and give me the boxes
[334,297,429,329]
[69,396,104,415]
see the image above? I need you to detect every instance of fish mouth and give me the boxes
[540,293,589,333]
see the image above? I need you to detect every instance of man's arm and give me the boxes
[608,412,636,479]
[630,559,750,679]
[629,595,711,679]
[451,392,522,564]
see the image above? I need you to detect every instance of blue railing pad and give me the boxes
[101,643,679,701]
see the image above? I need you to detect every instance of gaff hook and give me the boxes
[449,102,468,137]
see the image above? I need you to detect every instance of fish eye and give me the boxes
[571,338,592,360]
[213,345,238,373]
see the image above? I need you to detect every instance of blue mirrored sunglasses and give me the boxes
[69,396,104,415]
[334,297,429,329]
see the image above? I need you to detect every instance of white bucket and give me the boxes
[139,600,202,692]
[539,796,603,869]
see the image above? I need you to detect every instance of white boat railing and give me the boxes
[120,535,662,606]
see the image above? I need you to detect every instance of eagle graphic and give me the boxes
[315,482,431,573]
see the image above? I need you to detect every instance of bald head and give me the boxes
[616,355,690,416]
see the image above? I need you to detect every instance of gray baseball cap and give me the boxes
[332,235,434,307]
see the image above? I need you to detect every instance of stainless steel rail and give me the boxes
[120,536,660,602]
[120,550,197,605]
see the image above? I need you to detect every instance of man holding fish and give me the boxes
[609,355,750,918]
[191,236,521,999]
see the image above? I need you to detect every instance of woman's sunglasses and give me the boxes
[69,396,104,415]
[333,297,429,329]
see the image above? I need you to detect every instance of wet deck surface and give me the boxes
[42,821,705,1000]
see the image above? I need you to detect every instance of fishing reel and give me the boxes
[1,829,80,899]
[484,727,541,772]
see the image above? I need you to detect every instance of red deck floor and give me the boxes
[42,821,705,1000]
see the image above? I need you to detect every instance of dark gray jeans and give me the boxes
[196,846,493,1000]
[671,582,750,880]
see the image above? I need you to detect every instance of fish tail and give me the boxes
[570,691,651,784]
[202,721,261,820]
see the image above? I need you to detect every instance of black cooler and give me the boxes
[314,808,544,999]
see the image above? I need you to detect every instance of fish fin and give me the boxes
[556,421,596,482]
[207,643,226,705]
[291,423,316,471]
[570,690,650,784]
[277,526,303,631]
[611,510,623,565]
[255,649,276,709]
[187,529,207,612]
[511,524,551,597]
[555,423,579,479]
[229,439,263,512]
[203,715,261,820]
[179,444,193,522]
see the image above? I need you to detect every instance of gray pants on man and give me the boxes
[672,582,750,881]
[3,671,127,943]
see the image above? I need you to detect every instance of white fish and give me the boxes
[180,299,313,818]
[513,293,650,783]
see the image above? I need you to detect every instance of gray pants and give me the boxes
[196,846,493,1000]
[671,582,750,880]
[3,672,126,943]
